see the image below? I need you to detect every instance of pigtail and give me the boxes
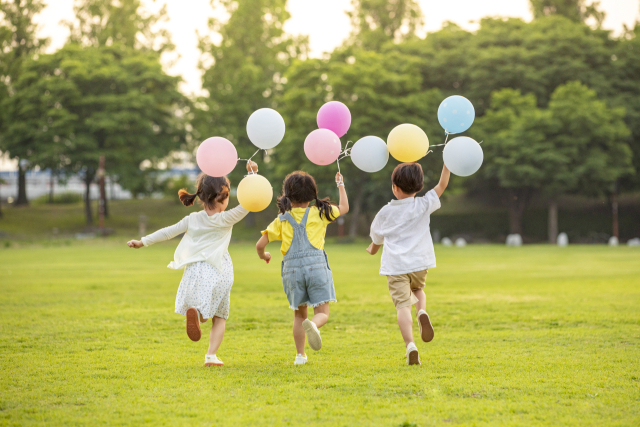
[277,194,292,214]
[178,189,197,207]
[215,185,230,203]
[315,197,337,222]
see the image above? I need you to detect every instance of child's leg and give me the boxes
[207,316,226,355]
[311,303,329,328]
[293,306,308,355]
[397,306,415,346]
[413,289,426,315]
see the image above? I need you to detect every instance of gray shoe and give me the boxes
[302,319,322,351]
[406,342,420,365]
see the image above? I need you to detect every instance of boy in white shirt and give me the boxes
[367,162,450,365]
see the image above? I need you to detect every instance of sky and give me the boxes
[36,0,640,96]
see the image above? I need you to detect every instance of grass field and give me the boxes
[1,242,639,426]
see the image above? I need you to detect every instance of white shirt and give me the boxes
[141,205,249,271]
[370,189,441,276]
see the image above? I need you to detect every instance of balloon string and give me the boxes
[430,133,451,148]
[238,149,262,175]
[336,141,354,176]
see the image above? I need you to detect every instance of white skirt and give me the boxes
[174,254,234,320]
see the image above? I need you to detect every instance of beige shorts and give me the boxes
[386,269,428,309]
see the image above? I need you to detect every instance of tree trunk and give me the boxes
[506,189,530,235]
[84,171,95,226]
[16,163,28,206]
[98,156,106,230]
[49,171,55,204]
[611,182,619,239]
[548,199,558,244]
[348,175,366,237]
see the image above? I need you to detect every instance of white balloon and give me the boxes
[246,108,286,149]
[351,136,389,173]
[443,136,483,177]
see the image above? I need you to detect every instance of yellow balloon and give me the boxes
[387,124,429,162]
[237,174,273,212]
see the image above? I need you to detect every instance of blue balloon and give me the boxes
[437,96,475,134]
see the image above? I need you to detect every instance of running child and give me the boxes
[256,171,348,365]
[366,163,450,365]
[126,161,258,367]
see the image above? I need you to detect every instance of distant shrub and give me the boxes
[33,192,83,205]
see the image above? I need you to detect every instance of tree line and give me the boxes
[0,0,638,241]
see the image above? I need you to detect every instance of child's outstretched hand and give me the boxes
[260,252,271,264]
[366,242,381,255]
[246,160,258,173]
[127,240,144,249]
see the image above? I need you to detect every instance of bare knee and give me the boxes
[294,306,308,319]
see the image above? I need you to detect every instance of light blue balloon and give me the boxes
[437,96,475,134]
[351,136,389,173]
[247,108,286,149]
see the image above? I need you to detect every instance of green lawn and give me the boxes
[0,242,638,426]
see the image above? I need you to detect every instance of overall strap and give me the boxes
[299,207,311,227]
[278,211,300,226]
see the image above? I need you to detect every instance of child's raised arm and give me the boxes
[256,234,271,264]
[433,164,451,198]
[127,216,189,249]
[335,172,349,216]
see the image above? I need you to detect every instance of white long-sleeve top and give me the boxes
[141,205,249,271]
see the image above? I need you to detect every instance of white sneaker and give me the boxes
[204,354,224,367]
[406,342,420,365]
[417,309,434,342]
[302,319,322,351]
[294,354,307,365]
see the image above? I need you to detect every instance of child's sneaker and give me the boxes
[294,354,307,365]
[417,309,434,342]
[302,319,322,351]
[204,354,224,367]
[186,307,202,342]
[406,342,420,365]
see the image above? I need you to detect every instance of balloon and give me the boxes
[438,95,475,134]
[246,108,286,149]
[196,137,237,177]
[237,173,273,212]
[304,129,341,166]
[317,101,351,137]
[443,136,483,177]
[351,136,389,173]
[387,124,429,162]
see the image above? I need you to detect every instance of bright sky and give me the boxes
[36,0,639,96]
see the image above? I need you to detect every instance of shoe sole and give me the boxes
[186,308,201,342]
[302,319,322,351]
[204,362,223,367]
[418,312,435,343]
[407,349,421,365]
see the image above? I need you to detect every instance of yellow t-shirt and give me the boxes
[262,206,341,255]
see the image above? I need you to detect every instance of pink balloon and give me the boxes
[317,101,351,137]
[304,129,341,166]
[196,137,237,177]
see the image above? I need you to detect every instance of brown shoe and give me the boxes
[417,310,434,342]
[406,342,421,365]
[186,307,201,342]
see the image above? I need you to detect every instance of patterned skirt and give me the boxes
[174,254,234,320]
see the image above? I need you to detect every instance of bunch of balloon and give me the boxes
[235,108,286,212]
[437,96,483,177]
[304,101,351,166]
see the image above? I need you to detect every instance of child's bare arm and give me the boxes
[256,234,271,264]
[433,164,451,197]
[335,172,349,215]
[366,242,381,255]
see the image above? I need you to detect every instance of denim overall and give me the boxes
[280,208,337,310]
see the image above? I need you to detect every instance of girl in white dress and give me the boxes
[127,161,257,367]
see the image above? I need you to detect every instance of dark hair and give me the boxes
[178,173,230,210]
[392,163,424,194]
[277,171,337,221]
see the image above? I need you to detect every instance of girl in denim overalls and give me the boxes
[256,171,349,365]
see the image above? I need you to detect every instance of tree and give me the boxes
[530,0,605,25]
[0,0,48,206]
[347,0,423,51]
[4,44,187,225]
[195,0,308,189]
[276,50,443,236]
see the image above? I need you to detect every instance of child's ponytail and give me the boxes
[315,197,336,221]
[178,189,197,206]
[277,193,292,214]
